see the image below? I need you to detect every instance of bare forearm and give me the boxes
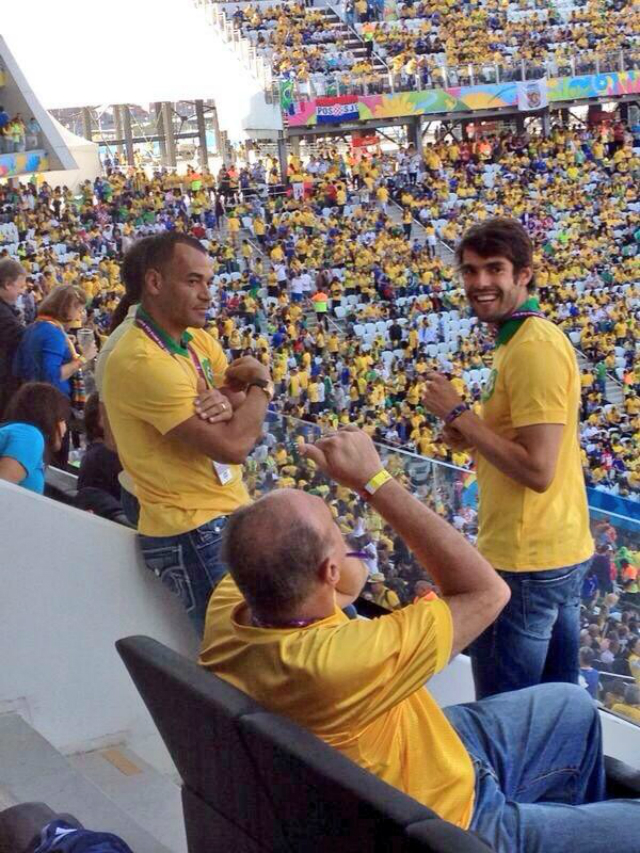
[369,479,504,599]
[210,386,268,461]
[453,411,547,492]
[60,360,80,380]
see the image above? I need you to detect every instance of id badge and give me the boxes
[213,461,233,486]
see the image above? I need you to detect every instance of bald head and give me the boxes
[221,488,334,617]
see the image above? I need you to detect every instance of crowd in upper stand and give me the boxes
[226,0,639,93]
[361,0,639,86]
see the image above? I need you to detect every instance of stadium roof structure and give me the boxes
[0,35,76,175]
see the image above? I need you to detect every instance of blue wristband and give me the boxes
[444,403,470,425]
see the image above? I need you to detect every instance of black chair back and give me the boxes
[116,636,496,852]
[116,636,289,851]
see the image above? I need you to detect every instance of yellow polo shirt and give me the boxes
[103,316,250,537]
[477,318,593,570]
[200,576,475,829]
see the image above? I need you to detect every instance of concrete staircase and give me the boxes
[316,6,388,76]
[0,713,186,853]
[576,350,624,407]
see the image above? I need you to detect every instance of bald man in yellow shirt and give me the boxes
[201,428,638,853]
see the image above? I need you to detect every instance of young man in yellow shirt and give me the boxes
[103,234,274,634]
[200,428,638,852]
[423,219,593,700]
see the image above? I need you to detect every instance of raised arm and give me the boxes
[302,426,510,658]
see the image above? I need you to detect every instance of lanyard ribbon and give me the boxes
[135,315,210,388]
[494,298,546,348]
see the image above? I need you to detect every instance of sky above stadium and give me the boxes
[2,0,232,108]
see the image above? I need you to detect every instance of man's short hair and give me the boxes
[0,258,26,290]
[142,232,208,283]
[221,495,329,617]
[579,646,594,666]
[624,684,640,706]
[455,218,536,292]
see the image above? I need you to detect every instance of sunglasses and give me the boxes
[346,551,369,559]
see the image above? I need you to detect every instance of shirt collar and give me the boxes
[137,305,193,356]
[494,296,542,348]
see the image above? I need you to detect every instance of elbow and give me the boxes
[528,473,554,494]
[525,464,556,493]
[498,579,511,611]
[209,438,254,466]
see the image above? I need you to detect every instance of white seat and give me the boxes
[427,344,438,357]
[615,367,625,380]
[569,331,581,345]
[353,324,365,337]
[334,306,347,319]
[376,321,388,334]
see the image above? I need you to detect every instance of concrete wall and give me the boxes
[0,479,198,762]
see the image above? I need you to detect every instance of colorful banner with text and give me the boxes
[287,70,640,127]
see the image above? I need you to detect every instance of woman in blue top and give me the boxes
[0,382,71,494]
[13,284,95,396]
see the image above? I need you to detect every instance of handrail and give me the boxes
[325,0,390,74]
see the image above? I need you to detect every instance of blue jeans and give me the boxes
[444,684,640,853]
[470,559,592,699]
[139,516,229,635]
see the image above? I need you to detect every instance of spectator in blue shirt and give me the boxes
[0,382,70,493]
[579,646,600,699]
[14,285,94,397]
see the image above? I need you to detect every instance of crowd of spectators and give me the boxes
[223,0,639,94]
[360,0,639,87]
[0,122,638,718]
[0,107,41,153]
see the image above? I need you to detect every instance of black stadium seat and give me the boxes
[116,636,492,853]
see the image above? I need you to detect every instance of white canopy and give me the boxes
[39,118,102,191]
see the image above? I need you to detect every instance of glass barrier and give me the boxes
[249,410,640,726]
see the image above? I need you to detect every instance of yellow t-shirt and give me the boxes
[611,703,640,724]
[103,317,250,537]
[477,318,593,570]
[200,576,475,829]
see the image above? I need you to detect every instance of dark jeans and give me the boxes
[470,559,592,699]
[445,684,640,852]
[139,515,229,635]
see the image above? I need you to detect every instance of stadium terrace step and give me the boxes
[576,351,624,407]
[0,714,183,853]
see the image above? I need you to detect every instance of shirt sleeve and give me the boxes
[318,597,453,728]
[503,338,572,428]
[116,352,200,436]
[196,332,229,387]
[0,424,45,476]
